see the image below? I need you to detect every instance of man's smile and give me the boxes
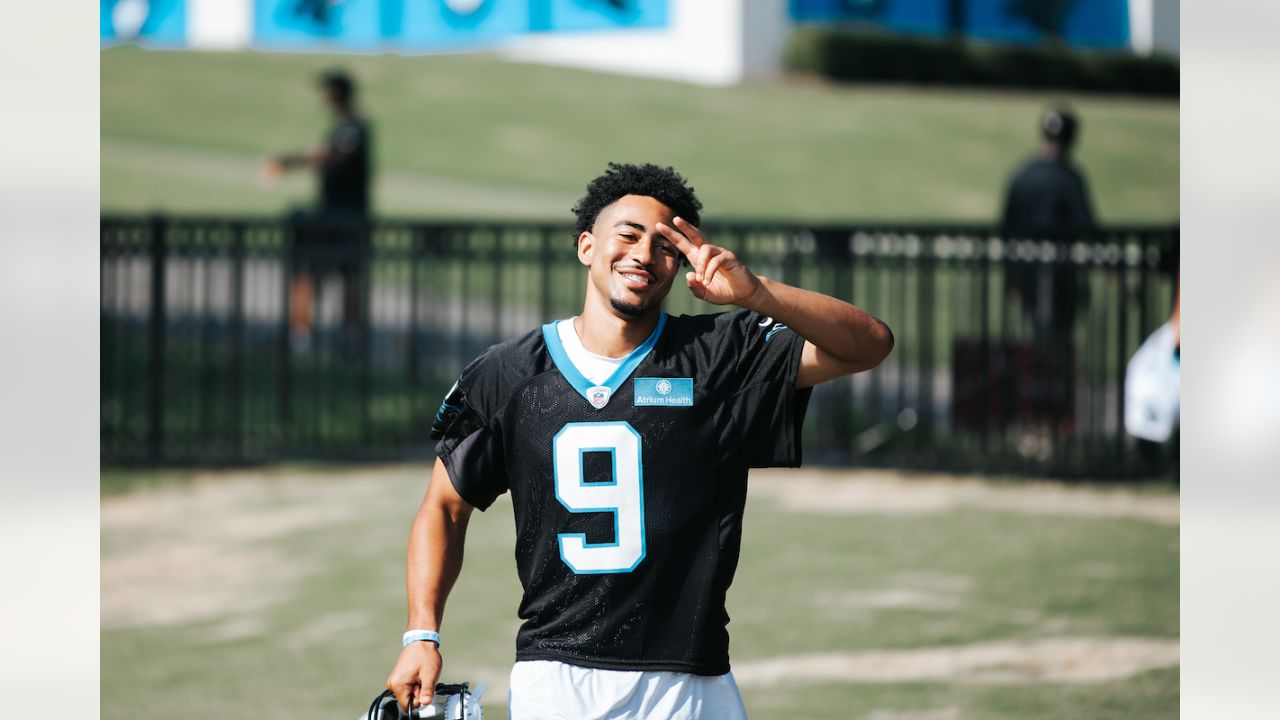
[615,265,657,290]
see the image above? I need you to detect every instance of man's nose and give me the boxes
[629,236,654,264]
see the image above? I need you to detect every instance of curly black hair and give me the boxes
[571,163,703,245]
[319,69,355,104]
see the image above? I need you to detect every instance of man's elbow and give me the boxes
[859,320,894,371]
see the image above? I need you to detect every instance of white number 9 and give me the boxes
[553,422,646,574]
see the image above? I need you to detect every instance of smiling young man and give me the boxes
[386,163,893,719]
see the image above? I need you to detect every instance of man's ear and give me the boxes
[576,231,594,267]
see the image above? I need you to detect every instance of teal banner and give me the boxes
[101,0,187,46]
[252,0,670,51]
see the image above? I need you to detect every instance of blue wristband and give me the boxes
[402,630,441,647]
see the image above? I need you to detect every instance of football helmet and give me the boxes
[363,683,485,720]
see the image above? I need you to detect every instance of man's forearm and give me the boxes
[275,149,329,170]
[743,275,893,371]
[405,494,469,631]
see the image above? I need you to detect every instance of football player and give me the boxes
[386,163,893,719]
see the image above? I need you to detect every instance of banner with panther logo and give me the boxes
[251,0,668,52]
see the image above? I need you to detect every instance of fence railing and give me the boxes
[101,215,1178,479]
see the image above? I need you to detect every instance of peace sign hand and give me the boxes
[656,217,763,307]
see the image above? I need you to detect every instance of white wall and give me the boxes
[1151,0,1179,55]
[1130,0,1180,55]
[501,0,789,86]
[188,0,252,50]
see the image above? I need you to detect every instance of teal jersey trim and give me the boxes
[541,314,668,406]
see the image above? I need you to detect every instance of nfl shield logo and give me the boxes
[588,386,612,409]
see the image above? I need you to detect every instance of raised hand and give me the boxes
[655,217,762,307]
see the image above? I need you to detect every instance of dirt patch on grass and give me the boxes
[869,711,960,720]
[813,571,975,615]
[101,466,421,629]
[815,588,965,613]
[749,469,1178,525]
[733,636,1179,687]
[102,540,310,629]
[282,609,373,651]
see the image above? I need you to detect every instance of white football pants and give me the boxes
[508,660,748,720]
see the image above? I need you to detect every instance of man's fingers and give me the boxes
[685,271,705,300]
[418,664,440,707]
[658,220,727,280]
[655,221,700,263]
[672,216,706,245]
[694,244,715,280]
[702,253,726,287]
[388,679,417,714]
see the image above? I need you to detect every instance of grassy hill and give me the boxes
[101,47,1178,223]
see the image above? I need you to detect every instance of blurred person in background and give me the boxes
[1002,105,1096,238]
[266,68,372,351]
[1126,276,1180,472]
[999,105,1097,438]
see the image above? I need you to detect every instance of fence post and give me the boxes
[458,227,472,372]
[101,223,115,457]
[408,227,423,438]
[540,230,553,323]
[1138,232,1150,345]
[360,221,373,448]
[147,214,167,463]
[977,236,992,468]
[278,220,293,450]
[491,229,504,344]
[1114,232,1131,473]
[817,228,853,463]
[917,233,935,459]
[198,226,215,459]
[231,222,246,460]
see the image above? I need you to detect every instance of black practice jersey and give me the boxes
[1001,157,1095,237]
[431,310,811,675]
[320,115,370,213]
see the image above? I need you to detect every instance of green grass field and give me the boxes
[102,465,1177,719]
[102,48,1178,223]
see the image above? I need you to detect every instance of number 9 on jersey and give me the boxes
[553,422,646,574]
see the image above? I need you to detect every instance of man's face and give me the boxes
[578,194,682,319]
[322,86,345,113]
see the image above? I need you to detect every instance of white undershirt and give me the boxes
[557,318,624,386]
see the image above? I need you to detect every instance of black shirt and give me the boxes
[431,310,811,675]
[320,115,370,213]
[1001,157,1095,238]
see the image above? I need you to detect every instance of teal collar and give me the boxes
[541,314,668,407]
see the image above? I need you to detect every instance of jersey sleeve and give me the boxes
[430,356,508,510]
[716,310,812,468]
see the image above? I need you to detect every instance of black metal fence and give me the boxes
[101,215,1178,479]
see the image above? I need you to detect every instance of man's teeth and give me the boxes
[619,271,652,284]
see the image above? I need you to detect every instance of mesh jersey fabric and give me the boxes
[431,309,811,675]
